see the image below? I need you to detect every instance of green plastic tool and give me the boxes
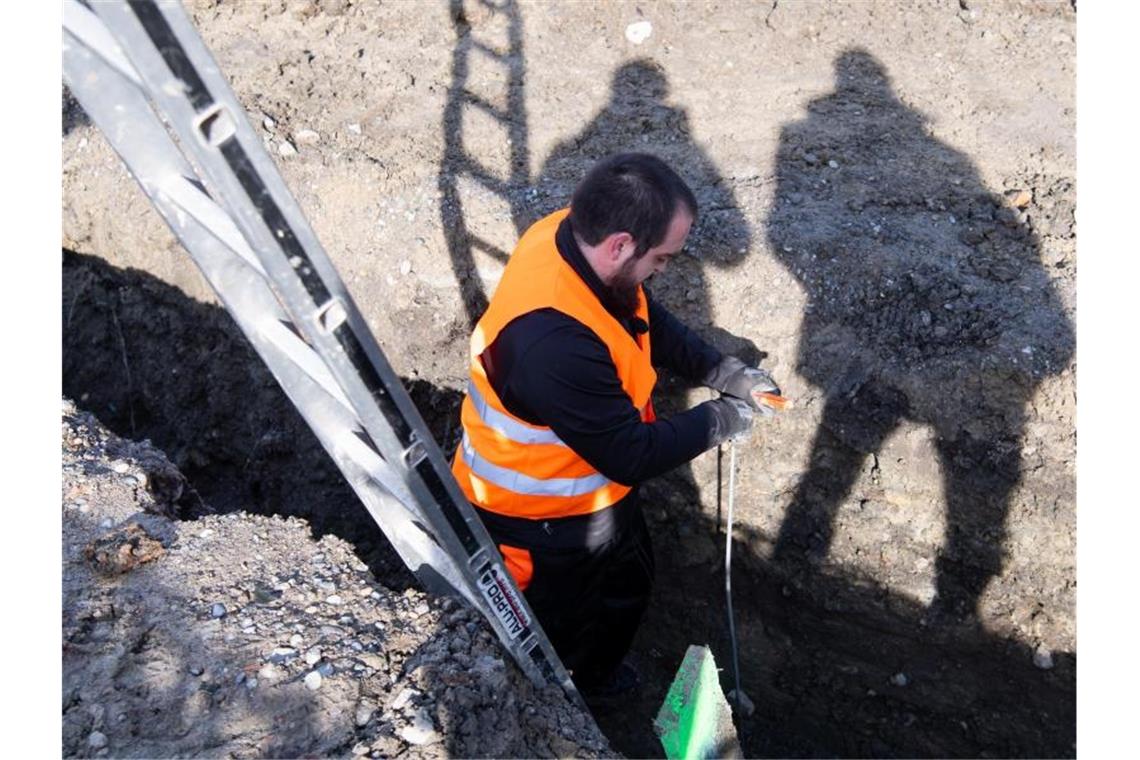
[653,645,741,759]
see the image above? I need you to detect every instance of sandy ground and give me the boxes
[62,1,1075,756]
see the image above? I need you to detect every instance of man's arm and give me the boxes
[484,311,746,486]
[646,293,782,410]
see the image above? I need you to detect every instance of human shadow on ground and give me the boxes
[590,50,1075,758]
[765,49,1075,621]
[530,55,761,544]
[62,249,466,589]
[530,59,752,339]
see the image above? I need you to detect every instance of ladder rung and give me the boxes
[460,89,511,124]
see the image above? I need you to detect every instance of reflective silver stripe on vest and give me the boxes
[460,433,613,497]
[467,380,568,447]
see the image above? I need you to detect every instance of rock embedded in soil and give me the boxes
[1006,188,1033,208]
[293,128,320,145]
[398,709,440,746]
[88,731,108,750]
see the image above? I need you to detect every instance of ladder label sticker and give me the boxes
[477,564,530,640]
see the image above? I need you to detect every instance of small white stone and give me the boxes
[211,603,227,619]
[88,731,108,750]
[399,260,412,276]
[355,704,375,726]
[198,529,214,539]
[293,129,320,145]
[399,709,440,745]
[278,141,297,157]
[391,687,416,710]
[305,648,322,665]
[625,20,653,45]
[304,671,322,690]
[1033,646,1054,670]
[263,116,276,131]
[891,672,909,687]
[347,123,362,135]
[289,634,304,647]
[111,461,130,474]
[828,159,839,169]
[326,594,344,605]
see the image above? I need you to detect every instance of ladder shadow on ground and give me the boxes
[438,0,531,327]
[62,249,465,590]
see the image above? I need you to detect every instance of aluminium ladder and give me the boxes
[62,0,578,702]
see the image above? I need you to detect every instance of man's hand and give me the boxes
[706,396,756,445]
[704,356,783,416]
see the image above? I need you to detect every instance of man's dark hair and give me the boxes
[569,153,699,257]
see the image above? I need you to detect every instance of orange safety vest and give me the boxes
[451,208,658,520]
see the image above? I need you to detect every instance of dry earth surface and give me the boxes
[62,0,1076,757]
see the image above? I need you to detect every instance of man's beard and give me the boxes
[605,256,641,319]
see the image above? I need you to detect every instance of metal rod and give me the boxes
[726,439,743,710]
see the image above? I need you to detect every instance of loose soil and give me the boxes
[62,1,1076,756]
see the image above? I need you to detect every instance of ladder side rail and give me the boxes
[70,0,576,697]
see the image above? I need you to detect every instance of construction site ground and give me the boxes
[62,1,1076,757]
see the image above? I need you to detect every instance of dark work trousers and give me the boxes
[474,495,655,690]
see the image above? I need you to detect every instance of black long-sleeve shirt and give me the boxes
[480,216,724,488]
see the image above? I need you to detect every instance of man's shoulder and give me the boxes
[497,307,605,359]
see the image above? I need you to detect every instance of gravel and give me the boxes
[61,400,612,758]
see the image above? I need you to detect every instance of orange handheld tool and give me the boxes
[754,391,789,412]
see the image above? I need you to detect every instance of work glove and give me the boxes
[703,355,782,416]
[705,396,756,446]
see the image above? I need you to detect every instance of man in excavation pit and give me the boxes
[450,153,780,699]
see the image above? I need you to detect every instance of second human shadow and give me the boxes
[766,49,1074,620]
